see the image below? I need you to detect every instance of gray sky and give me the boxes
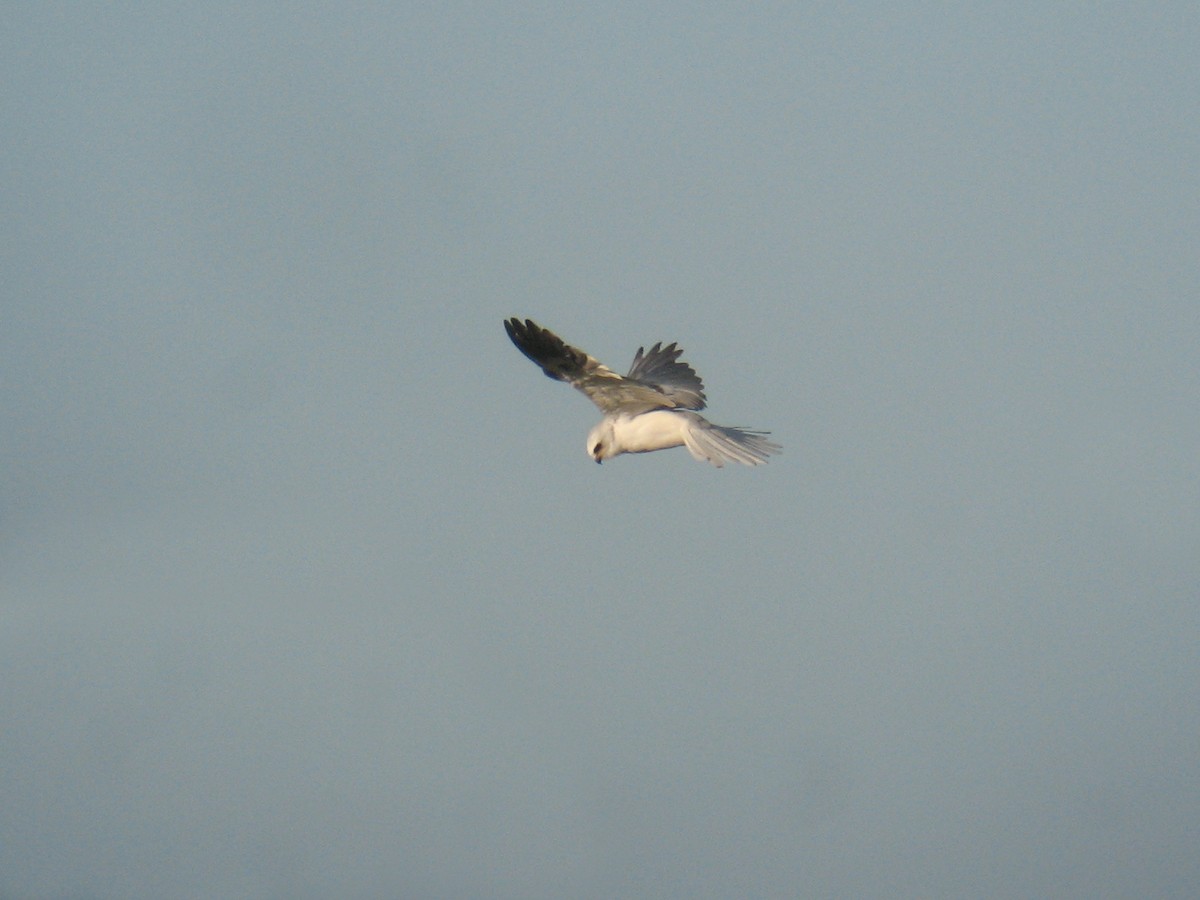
[3,4,1198,898]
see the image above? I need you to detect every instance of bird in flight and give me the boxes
[504,318,781,467]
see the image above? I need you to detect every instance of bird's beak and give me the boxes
[595,458,602,465]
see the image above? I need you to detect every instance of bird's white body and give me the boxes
[589,410,687,458]
[587,409,778,466]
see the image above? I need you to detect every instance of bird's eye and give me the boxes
[592,444,601,455]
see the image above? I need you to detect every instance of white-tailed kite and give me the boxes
[504,318,781,467]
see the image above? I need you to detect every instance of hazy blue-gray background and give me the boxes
[4,4,1198,898]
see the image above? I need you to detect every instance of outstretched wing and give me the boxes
[625,342,706,411]
[504,318,686,415]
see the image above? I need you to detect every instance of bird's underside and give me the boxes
[503,317,780,467]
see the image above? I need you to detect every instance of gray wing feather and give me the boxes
[504,318,680,414]
[625,342,706,411]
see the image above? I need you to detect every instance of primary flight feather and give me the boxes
[504,318,781,467]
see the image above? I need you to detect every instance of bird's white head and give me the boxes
[586,420,617,464]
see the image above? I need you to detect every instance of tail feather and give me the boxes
[682,418,781,467]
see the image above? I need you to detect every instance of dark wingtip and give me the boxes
[504,317,536,344]
[504,317,545,338]
[504,317,579,382]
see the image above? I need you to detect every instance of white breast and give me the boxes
[610,410,690,454]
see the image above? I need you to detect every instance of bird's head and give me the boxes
[586,420,617,464]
